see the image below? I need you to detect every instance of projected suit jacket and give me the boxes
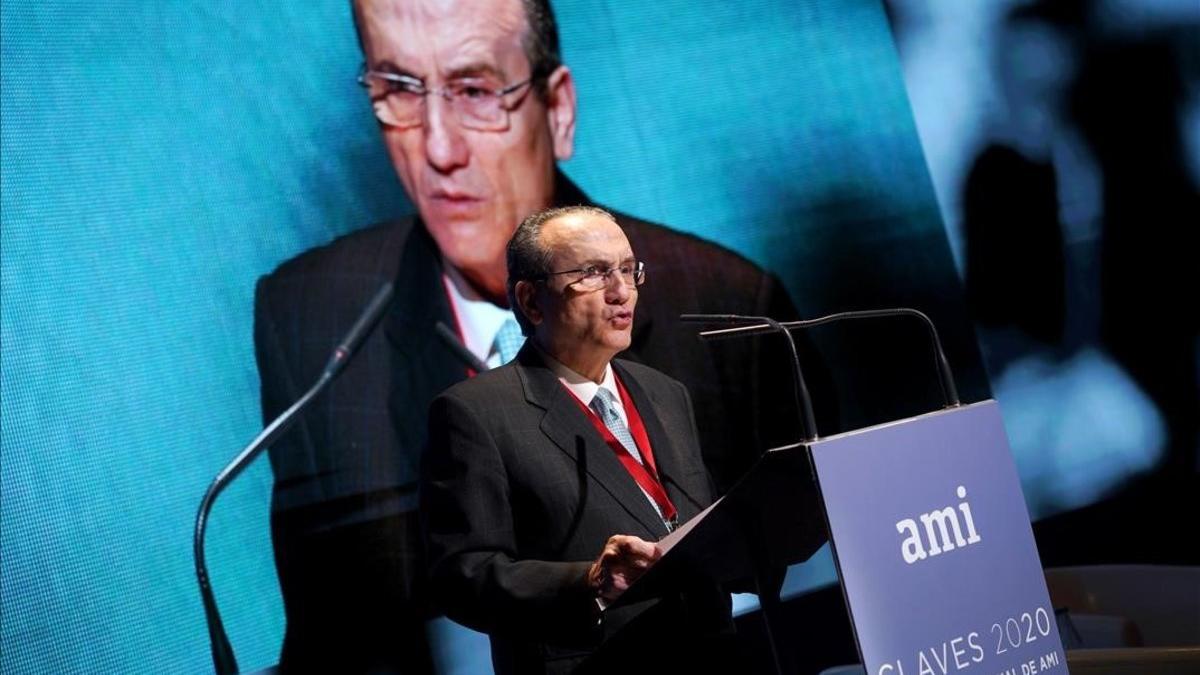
[253,175,823,671]
[421,346,731,675]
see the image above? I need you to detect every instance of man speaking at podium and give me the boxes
[421,206,736,674]
[256,0,829,669]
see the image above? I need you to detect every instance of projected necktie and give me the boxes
[492,318,525,364]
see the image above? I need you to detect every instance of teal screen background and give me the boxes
[0,1,980,671]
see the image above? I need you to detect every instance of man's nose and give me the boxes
[422,95,469,172]
[605,272,634,303]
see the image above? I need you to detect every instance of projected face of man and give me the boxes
[356,0,577,302]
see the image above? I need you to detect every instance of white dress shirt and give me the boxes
[441,260,517,369]
[540,352,629,429]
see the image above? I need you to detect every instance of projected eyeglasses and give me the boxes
[357,65,538,131]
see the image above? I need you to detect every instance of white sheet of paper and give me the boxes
[656,496,723,555]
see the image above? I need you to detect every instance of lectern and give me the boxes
[605,312,1065,675]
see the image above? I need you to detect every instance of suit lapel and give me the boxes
[386,221,468,453]
[613,361,706,521]
[515,346,668,538]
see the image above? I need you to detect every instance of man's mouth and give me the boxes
[427,190,484,216]
[431,190,481,202]
[610,310,633,328]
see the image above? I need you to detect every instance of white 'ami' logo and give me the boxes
[896,485,982,565]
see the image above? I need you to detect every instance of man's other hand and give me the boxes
[586,534,662,604]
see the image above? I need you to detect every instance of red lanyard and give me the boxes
[441,275,476,377]
[565,376,678,524]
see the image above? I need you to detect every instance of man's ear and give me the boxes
[515,280,543,327]
[544,65,576,161]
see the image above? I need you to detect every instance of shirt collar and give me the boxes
[538,346,619,408]
[442,259,515,367]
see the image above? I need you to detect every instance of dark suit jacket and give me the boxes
[254,176,828,671]
[421,345,732,674]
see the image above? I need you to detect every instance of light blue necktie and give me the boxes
[493,318,525,364]
[591,387,673,527]
[589,388,643,465]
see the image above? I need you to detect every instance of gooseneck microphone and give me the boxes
[194,281,394,675]
[682,307,960,440]
[681,313,820,442]
[322,282,396,378]
[435,321,491,373]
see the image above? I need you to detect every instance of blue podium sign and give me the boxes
[810,401,1067,675]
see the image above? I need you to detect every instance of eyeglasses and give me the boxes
[357,65,537,131]
[541,261,646,291]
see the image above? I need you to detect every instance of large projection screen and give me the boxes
[1,1,988,671]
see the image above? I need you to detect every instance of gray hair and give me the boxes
[352,0,562,97]
[519,0,562,94]
[506,205,616,336]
